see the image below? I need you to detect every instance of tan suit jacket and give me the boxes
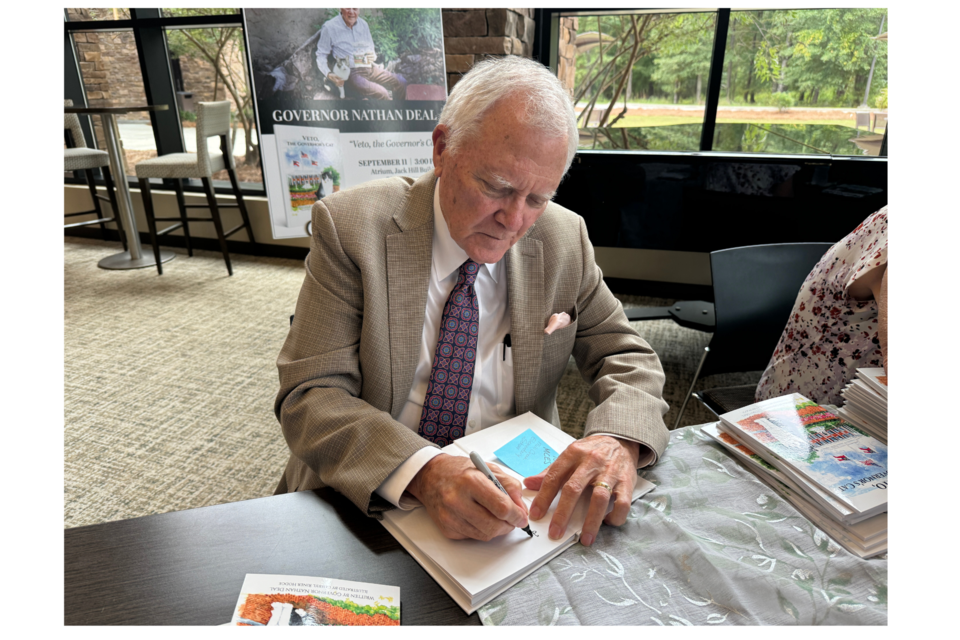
[275,171,669,516]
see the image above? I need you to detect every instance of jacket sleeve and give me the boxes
[274,199,436,515]
[570,215,670,465]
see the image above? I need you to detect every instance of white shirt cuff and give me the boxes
[592,432,656,468]
[375,446,444,510]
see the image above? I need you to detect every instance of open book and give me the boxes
[379,412,655,614]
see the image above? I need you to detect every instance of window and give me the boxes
[165,23,261,185]
[70,29,157,175]
[64,8,263,192]
[66,8,131,21]
[161,8,239,18]
[559,10,718,152]
[551,8,887,157]
[713,8,888,156]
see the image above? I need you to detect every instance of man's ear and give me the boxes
[432,125,448,178]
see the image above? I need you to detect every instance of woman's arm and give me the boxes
[875,266,887,372]
[848,263,888,373]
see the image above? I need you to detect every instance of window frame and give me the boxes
[63,8,264,196]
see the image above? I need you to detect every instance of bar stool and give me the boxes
[135,101,256,276]
[64,99,126,250]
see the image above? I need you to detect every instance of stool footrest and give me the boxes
[64,217,113,229]
[183,203,239,210]
[223,223,246,238]
[65,209,98,218]
[153,217,217,223]
[157,222,184,236]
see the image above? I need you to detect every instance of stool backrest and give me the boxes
[64,99,87,148]
[703,242,834,378]
[195,101,233,175]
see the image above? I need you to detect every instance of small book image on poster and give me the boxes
[274,124,342,230]
[230,573,399,626]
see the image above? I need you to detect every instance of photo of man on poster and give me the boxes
[244,7,446,239]
[316,8,407,101]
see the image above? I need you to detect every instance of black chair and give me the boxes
[673,242,834,427]
[64,100,126,250]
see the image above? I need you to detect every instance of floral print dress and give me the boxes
[756,207,887,405]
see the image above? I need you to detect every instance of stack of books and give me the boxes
[701,393,887,558]
[837,367,888,443]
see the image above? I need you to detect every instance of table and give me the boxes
[478,424,888,626]
[65,425,888,626]
[65,104,176,270]
[64,487,479,625]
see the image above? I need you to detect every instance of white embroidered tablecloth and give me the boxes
[478,424,887,626]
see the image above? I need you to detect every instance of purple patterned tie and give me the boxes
[417,260,481,446]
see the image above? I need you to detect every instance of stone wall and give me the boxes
[557,17,579,97]
[442,9,537,92]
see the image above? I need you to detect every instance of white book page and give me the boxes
[857,367,888,398]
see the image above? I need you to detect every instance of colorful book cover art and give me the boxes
[273,124,342,229]
[714,427,777,471]
[702,422,856,520]
[723,394,887,504]
[230,574,399,626]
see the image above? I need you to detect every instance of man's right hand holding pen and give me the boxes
[406,453,530,541]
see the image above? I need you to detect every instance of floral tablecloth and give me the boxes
[478,424,887,626]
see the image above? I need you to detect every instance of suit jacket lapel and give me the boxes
[507,234,544,415]
[387,173,435,418]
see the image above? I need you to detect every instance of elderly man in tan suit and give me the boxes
[276,56,669,547]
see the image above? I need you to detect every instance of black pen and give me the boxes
[502,333,511,361]
[469,451,533,537]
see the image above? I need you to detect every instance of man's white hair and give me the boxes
[438,55,578,173]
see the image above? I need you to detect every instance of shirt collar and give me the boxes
[432,177,500,284]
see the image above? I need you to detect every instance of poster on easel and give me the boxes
[243,8,447,239]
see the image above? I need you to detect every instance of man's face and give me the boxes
[432,96,569,265]
[340,8,358,27]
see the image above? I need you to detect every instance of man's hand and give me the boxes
[406,453,529,541]
[326,73,345,88]
[364,52,377,64]
[524,435,640,547]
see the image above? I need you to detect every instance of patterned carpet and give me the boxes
[64,236,760,528]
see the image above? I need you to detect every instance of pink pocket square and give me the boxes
[544,312,571,335]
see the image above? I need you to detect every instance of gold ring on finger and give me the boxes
[593,481,612,491]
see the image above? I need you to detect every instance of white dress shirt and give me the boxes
[375,179,654,509]
[376,179,515,508]
[315,14,376,78]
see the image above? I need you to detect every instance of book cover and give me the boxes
[230,573,399,626]
[720,394,887,515]
[700,424,887,558]
[273,124,342,229]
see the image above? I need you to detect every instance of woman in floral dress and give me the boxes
[756,207,888,405]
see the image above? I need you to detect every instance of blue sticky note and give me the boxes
[494,429,559,478]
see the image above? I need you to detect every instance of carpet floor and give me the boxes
[64,236,760,528]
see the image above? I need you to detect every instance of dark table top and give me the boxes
[64,488,480,626]
[65,104,169,115]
